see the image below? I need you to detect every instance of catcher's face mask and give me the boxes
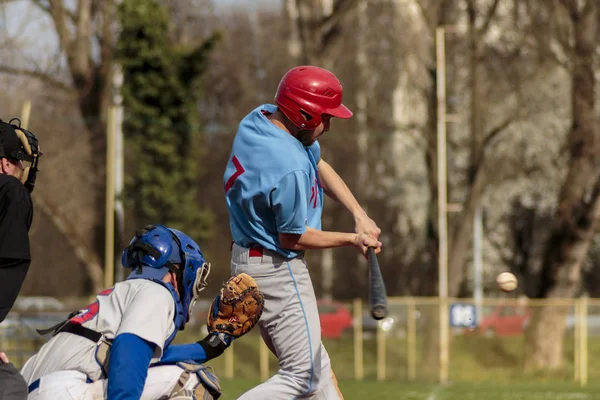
[168,228,211,322]
[0,119,42,193]
[188,261,211,317]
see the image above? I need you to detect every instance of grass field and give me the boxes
[218,380,600,400]
[6,304,600,398]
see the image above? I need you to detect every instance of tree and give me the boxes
[446,0,508,297]
[524,0,599,371]
[19,0,117,174]
[0,0,119,292]
[488,196,554,297]
[117,0,216,240]
[286,0,359,65]
[412,0,458,298]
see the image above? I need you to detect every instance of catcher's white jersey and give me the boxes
[21,279,176,385]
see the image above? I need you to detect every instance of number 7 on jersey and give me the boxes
[224,155,245,193]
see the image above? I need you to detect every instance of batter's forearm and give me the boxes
[318,159,365,217]
[279,227,356,250]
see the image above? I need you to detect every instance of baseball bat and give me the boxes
[367,247,388,320]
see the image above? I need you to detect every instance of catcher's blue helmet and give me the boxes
[122,224,210,322]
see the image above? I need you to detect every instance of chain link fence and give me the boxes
[2,296,597,385]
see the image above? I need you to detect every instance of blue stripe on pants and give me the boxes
[286,261,314,397]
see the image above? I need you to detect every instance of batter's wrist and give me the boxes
[349,233,359,247]
[353,209,368,221]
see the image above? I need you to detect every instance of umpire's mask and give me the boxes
[0,118,42,193]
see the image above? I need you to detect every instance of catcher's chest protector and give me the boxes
[165,362,222,400]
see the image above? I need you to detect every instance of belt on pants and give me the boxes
[28,375,93,393]
[230,241,263,257]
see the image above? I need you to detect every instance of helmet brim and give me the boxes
[327,104,353,119]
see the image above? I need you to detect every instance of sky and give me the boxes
[2,1,61,63]
[0,0,281,73]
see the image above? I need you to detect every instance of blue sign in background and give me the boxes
[449,303,477,328]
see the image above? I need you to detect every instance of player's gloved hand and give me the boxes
[353,233,382,258]
[206,273,264,346]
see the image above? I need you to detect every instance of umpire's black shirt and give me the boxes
[0,174,33,323]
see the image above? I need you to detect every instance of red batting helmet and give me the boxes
[275,66,353,130]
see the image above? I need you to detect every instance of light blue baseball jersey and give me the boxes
[224,104,323,258]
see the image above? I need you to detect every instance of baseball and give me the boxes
[496,272,518,292]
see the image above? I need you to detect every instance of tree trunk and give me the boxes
[286,0,303,62]
[446,0,502,297]
[43,0,115,289]
[420,78,441,373]
[524,179,600,369]
[524,0,598,370]
[525,306,570,369]
[33,197,104,293]
[447,164,486,296]
[355,0,368,192]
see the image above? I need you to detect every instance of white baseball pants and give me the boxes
[231,243,343,400]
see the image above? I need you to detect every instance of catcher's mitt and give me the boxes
[207,273,264,339]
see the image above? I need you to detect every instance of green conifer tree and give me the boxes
[118,0,217,240]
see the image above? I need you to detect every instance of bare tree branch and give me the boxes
[548,40,573,70]
[482,117,515,151]
[74,0,92,78]
[488,231,514,267]
[558,0,578,19]
[554,2,574,58]
[396,124,428,151]
[414,0,433,30]
[31,0,51,13]
[32,0,77,24]
[316,0,359,49]
[0,65,73,91]
[48,0,72,62]
[295,0,310,63]
[479,0,501,36]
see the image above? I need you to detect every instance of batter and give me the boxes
[224,66,382,399]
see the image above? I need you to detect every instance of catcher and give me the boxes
[20,224,264,400]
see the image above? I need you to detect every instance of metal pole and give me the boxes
[474,205,483,323]
[580,295,588,387]
[407,298,417,381]
[574,299,580,382]
[376,322,386,381]
[259,336,270,381]
[104,106,116,289]
[20,101,31,129]
[436,26,449,385]
[113,64,126,282]
[322,248,334,300]
[353,298,364,380]
[225,342,234,379]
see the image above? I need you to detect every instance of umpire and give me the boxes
[0,118,41,400]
